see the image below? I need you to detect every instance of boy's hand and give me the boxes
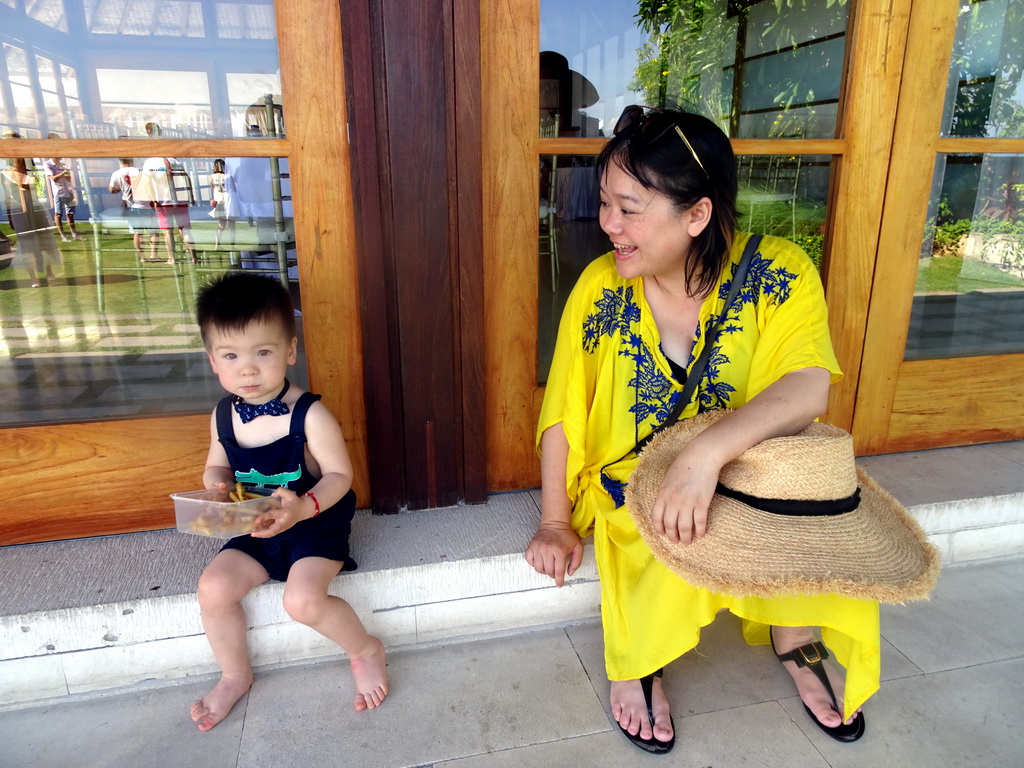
[203,480,230,502]
[250,487,315,538]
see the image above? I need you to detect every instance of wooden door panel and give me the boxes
[880,356,1024,453]
[2,416,208,545]
[482,0,543,491]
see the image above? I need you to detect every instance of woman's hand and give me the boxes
[525,521,584,587]
[650,446,723,545]
[250,486,315,538]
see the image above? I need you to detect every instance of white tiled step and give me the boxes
[2,439,1023,709]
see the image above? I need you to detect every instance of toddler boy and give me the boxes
[190,272,387,731]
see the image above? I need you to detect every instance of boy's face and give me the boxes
[205,319,297,404]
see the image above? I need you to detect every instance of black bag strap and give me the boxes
[625,233,763,459]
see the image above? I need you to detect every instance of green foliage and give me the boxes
[631,0,848,133]
[792,233,824,268]
[948,0,1024,138]
[932,218,974,256]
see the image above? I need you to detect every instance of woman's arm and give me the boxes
[651,366,831,544]
[524,422,584,587]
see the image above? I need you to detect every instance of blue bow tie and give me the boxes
[233,380,290,424]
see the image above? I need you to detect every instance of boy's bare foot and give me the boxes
[349,636,388,711]
[610,677,673,744]
[190,672,253,731]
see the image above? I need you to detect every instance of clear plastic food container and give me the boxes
[170,489,281,538]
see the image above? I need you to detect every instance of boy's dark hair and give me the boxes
[196,272,296,347]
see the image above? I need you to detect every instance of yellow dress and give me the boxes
[538,233,880,717]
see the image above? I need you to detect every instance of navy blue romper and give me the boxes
[217,391,358,581]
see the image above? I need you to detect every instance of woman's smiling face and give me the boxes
[598,159,708,285]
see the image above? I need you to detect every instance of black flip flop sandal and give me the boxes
[615,668,676,754]
[771,629,866,743]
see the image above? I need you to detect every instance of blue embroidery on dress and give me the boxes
[601,473,628,507]
[693,252,798,410]
[584,249,797,506]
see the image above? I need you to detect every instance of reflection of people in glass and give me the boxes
[2,133,62,287]
[44,151,84,242]
[525,107,874,753]
[208,158,235,250]
[226,96,293,275]
[109,157,159,263]
[539,51,601,138]
[134,123,198,264]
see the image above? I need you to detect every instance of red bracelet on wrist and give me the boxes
[304,492,321,517]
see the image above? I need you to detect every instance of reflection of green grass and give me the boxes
[916,255,1024,292]
[0,221,241,355]
[735,193,826,266]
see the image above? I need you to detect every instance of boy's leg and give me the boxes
[191,548,269,731]
[283,557,388,711]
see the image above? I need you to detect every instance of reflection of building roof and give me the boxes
[539,51,598,109]
[85,0,276,38]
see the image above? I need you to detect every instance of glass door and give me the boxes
[854,0,1024,453]
[0,0,365,544]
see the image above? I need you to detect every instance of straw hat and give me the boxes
[626,410,940,603]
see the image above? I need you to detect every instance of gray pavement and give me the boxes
[3,558,1022,768]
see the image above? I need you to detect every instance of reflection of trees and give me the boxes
[630,0,848,136]
[947,0,1024,138]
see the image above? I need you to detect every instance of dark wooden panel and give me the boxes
[342,0,408,513]
[453,0,487,504]
[383,0,462,508]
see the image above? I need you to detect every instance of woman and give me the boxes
[525,106,877,754]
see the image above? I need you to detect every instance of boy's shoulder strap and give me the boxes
[288,391,323,437]
[214,395,236,445]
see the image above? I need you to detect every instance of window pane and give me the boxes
[0,153,303,427]
[1,0,281,138]
[908,153,1024,360]
[942,0,1024,139]
[539,0,851,139]
[537,152,833,383]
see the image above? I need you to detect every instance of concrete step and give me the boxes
[3,440,1023,709]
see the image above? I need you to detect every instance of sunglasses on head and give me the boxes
[613,105,709,178]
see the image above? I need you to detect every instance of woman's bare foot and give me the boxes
[610,677,673,744]
[349,635,388,711]
[771,627,859,728]
[190,672,253,731]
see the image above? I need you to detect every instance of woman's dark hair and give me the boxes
[196,272,296,347]
[597,108,738,298]
[213,158,225,174]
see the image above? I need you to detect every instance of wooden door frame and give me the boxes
[1,0,368,545]
[851,0,1024,453]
